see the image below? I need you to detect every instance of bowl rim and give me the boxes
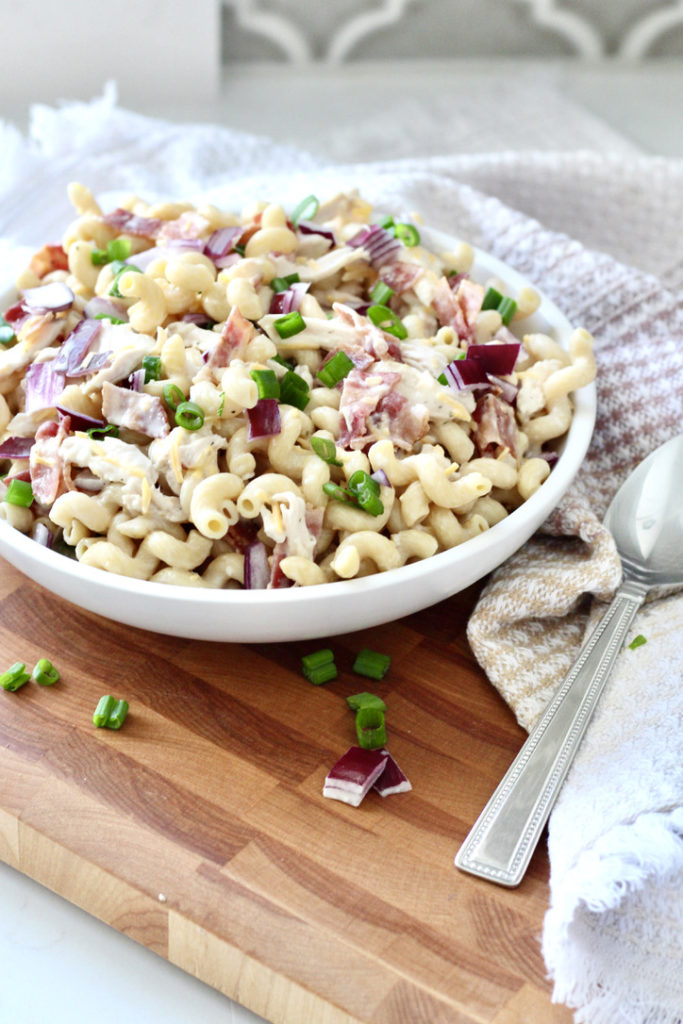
[0,231,596,611]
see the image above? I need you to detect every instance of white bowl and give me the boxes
[0,230,595,642]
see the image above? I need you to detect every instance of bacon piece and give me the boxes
[102,208,164,238]
[334,303,403,361]
[156,211,210,245]
[432,276,484,342]
[377,260,422,296]
[206,306,255,370]
[472,393,518,458]
[29,244,69,278]
[372,390,429,451]
[338,364,401,448]
[29,415,70,505]
[101,381,170,438]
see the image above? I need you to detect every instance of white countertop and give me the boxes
[0,58,680,1024]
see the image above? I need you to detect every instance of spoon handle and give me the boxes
[455,579,648,886]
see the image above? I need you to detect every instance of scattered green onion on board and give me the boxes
[32,658,60,686]
[355,705,387,750]
[93,695,130,730]
[353,648,391,680]
[302,648,338,685]
[628,634,647,650]
[0,661,31,692]
[346,692,387,712]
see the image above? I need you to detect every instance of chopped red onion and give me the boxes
[443,358,490,394]
[204,226,242,261]
[370,468,390,488]
[55,405,105,431]
[346,224,401,267]
[373,750,412,797]
[53,317,102,373]
[83,296,129,322]
[323,746,389,807]
[24,361,66,413]
[66,351,112,378]
[244,541,270,590]
[31,521,54,547]
[538,449,559,466]
[297,220,335,248]
[102,208,163,238]
[467,342,520,376]
[22,281,74,314]
[487,374,518,405]
[247,398,281,440]
[214,253,242,270]
[269,281,310,315]
[126,368,146,392]
[0,436,36,458]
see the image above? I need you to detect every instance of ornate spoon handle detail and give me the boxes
[455,579,648,886]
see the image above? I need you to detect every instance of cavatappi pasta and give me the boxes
[0,186,596,589]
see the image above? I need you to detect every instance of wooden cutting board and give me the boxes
[0,557,572,1024]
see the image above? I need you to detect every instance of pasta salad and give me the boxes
[0,185,596,589]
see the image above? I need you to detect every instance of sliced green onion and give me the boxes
[346,692,387,712]
[367,304,408,340]
[355,706,387,750]
[628,634,647,650]
[317,350,354,387]
[32,658,60,686]
[311,436,342,466]
[302,648,337,684]
[353,648,391,680]
[163,382,185,411]
[0,315,16,347]
[348,470,380,497]
[291,194,319,226]
[378,215,395,230]
[307,663,338,685]
[354,486,384,516]
[217,391,226,416]
[497,296,517,325]
[322,481,356,506]
[394,222,420,247]
[109,262,142,298]
[234,243,246,256]
[175,401,205,431]
[0,661,30,692]
[437,372,447,385]
[93,313,126,324]
[271,273,300,292]
[482,286,504,311]
[87,424,119,440]
[93,694,130,729]
[5,478,33,507]
[279,370,310,410]
[141,355,162,383]
[274,311,306,339]
[91,238,132,265]
[271,353,296,371]
[250,368,280,400]
[369,280,395,305]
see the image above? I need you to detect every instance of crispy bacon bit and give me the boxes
[334,303,403,362]
[29,415,70,505]
[29,244,69,278]
[156,211,211,245]
[432,276,484,342]
[339,365,401,448]
[372,390,428,451]
[377,260,422,296]
[207,306,255,370]
[268,549,292,589]
[102,208,164,238]
[2,300,30,329]
[101,381,170,438]
[472,393,518,458]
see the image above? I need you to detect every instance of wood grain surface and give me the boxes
[0,557,572,1024]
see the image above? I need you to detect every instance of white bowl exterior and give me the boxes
[0,233,596,641]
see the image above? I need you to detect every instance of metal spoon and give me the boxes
[455,433,683,887]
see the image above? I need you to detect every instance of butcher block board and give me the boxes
[0,558,571,1024]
